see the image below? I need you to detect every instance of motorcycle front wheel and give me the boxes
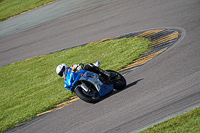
[74,81,100,103]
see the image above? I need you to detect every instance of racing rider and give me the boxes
[56,61,110,80]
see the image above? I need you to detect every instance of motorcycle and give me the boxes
[64,66,126,103]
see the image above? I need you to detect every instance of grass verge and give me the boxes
[0,0,56,21]
[0,37,151,132]
[139,106,200,133]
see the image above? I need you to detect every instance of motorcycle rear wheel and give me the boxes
[106,70,126,90]
[74,81,100,103]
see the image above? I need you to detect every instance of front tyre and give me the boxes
[106,70,126,90]
[74,81,100,103]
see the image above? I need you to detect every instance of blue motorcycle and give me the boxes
[64,67,126,103]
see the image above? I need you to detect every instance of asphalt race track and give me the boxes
[2,0,200,133]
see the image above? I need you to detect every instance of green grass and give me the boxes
[0,37,151,132]
[0,0,56,21]
[139,106,200,133]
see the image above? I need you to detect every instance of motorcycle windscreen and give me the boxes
[64,68,78,90]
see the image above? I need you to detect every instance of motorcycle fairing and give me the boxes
[79,71,113,96]
[64,68,113,96]
[99,84,113,96]
[64,68,84,91]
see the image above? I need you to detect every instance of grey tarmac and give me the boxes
[2,0,200,133]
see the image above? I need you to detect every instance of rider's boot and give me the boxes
[84,63,110,80]
[93,60,100,67]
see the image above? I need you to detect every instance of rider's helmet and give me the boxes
[56,64,67,78]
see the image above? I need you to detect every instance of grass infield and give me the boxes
[0,37,151,132]
[139,106,200,133]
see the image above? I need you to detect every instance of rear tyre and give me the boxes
[106,70,126,90]
[74,81,100,103]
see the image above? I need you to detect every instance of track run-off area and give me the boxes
[1,0,200,132]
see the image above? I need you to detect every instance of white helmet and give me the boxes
[56,64,67,78]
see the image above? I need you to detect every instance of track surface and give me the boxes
[2,0,200,132]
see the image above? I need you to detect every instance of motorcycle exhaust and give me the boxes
[76,84,89,92]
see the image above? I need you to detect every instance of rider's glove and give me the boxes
[72,65,78,72]
[72,63,84,72]
[77,63,84,71]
